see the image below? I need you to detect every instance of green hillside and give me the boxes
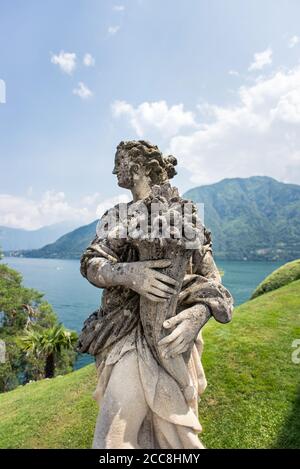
[23,220,98,260]
[251,259,300,299]
[19,176,300,261]
[1,279,299,448]
[185,176,300,261]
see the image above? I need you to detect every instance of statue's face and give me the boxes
[113,149,133,189]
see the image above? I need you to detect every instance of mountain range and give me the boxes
[7,176,300,261]
[184,176,300,260]
[0,221,78,251]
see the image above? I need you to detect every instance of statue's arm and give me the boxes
[80,240,120,288]
[181,245,223,325]
[192,230,221,281]
[82,256,117,289]
[192,247,233,324]
[196,250,222,282]
[160,238,233,357]
[80,240,178,301]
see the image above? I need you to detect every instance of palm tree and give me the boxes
[20,325,78,378]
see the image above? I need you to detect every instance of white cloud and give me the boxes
[112,100,197,138]
[113,5,125,12]
[0,191,130,230]
[81,193,101,206]
[51,51,77,75]
[0,78,6,104]
[0,191,87,230]
[108,25,120,35]
[288,35,300,48]
[95,194,130,218]
[168,65,300,185]
[26,186,33,197]
[229,70,239,76]
[111,64,300,186]
[83,53,95,67]
[73,82,93,99]
[248,48,272,71]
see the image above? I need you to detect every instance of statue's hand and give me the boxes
[158,305,210,358]
[121,260,179,303]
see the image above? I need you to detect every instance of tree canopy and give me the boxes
[0,256,77,392]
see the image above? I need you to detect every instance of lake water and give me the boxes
[3,257,283,369]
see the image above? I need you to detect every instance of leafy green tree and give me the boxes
[0,264,50,331]
[0,341,22,392]
[0,256,78,392]
[20,325,78,378]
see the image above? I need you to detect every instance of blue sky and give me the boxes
[0,0,300,229]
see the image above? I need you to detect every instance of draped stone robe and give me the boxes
[78,212,233,449]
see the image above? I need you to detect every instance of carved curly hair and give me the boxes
[116,140,177,186]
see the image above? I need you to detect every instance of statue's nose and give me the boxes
[112,167,117,175]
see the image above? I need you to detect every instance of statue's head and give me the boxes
[113,140,177,189]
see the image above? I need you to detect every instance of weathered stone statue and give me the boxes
[78,140,233,449]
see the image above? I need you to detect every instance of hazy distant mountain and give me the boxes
[0,221,79,251]
[21,220,98,260]
[19,176,300,261]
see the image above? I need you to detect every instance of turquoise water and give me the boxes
[3,257,283,369]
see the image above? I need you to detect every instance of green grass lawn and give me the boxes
[200,279,300,448]
[0,280,299,448]
[251,258,300,299]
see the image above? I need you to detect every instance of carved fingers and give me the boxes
[151,279,177,295]
[123,259,179,302]
[159,322,189,358]
[137,259,179,302]
[153,271,178,286]
[147,285,172,299]
[165,337,188,358]
[144,292,167,303]
[159,322,183,346]
[143,259,172,269]
[158,308,204,358]
[144,262,178,285]
[141,277,176,301]
[163,310,191,329]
